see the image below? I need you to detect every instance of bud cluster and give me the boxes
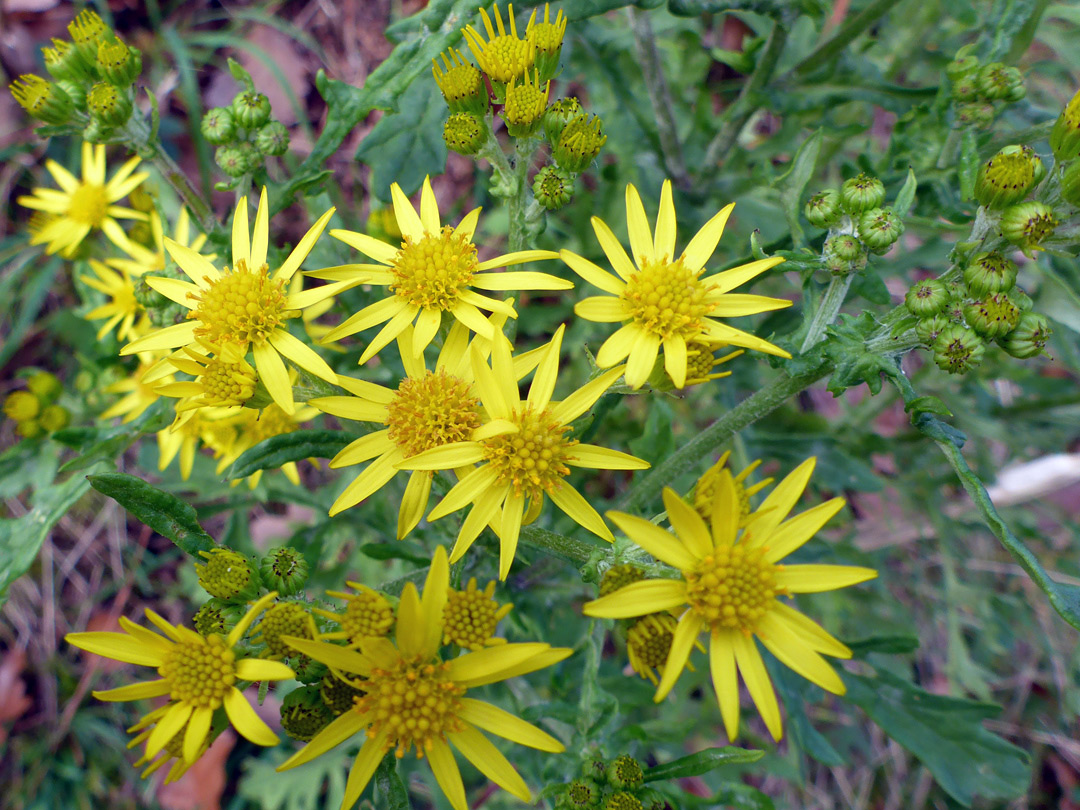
[803,171,905,276]
[202,87,290,182]
[9,10,142,138]
[2,371,71,439]
[556,755,669,810]
[946,45,1025,130]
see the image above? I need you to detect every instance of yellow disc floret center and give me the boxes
[482,406,577,499]
[386,370,482,457]
[339,591,395,644]
[68,183,109,226]
[191,260,289,347]
[391,227,478,311]
[621,257,714,340]
[357,658,466,758]
[626,613,677,680]
[684,546,777,633]
[443,582,505,650]
[200,358,256,405]
[254,602,312,658]
[483,37,533,83]
[158,635,236,707]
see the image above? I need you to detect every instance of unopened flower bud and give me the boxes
[503,70,549,138]
[42,39,89,82]
[87,82,132,127]
[215,144,255,177]
[951,76,979,102]
[639,790,669,810]
[9,75,73,125]
[857,207,904,253]
[195,548,261,601]
[202,107,237,145]
[1000,201,1057,250]
[974,145,1040,209]
[955,102,995,128]
[259,547,309,597]
[444,112,486,156]
[824,234,866,275]
[564,778,602,809]
[606,755,644,791]
[527,4,567,83]
[963,251,1017,295]
[68,10,112,69]
[804,189,842,228]
[291,653,327,684]
[599,564,646,597]
[1012,288,1034,312]
[231,90,271,129]
[192,598,247,636]
[16,421,44,439]
[977,63,1023,101]
[432,49,489,116]
[255,120,290,156]
[905,279,949,317]
[252,600,315,658]
[915,314,951,345]
[321,673,365,717]
[533,165,574,210]
[1050,88,1080,162]
[964,292,1020,338]
[38,404,70,432]
[56,79,87,112]
[543,96,582,145]
[280,686,333,742]
[27,371,63,404]
[946,51,979,82]
[933,325,985,374]
[97,39,142,87]
[1060,160,1080,208]
[1001,311,1052,358]
[554,114,606,173]
[604,792,643,810]
[3,391,40,422]
[839,173,885,213]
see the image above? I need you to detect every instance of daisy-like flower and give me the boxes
[584,458,877,741]
[18,142,148,257]
[100,354,171,423]
[65,592,295,765]
[682,341,743,387]
[121,187,353,414]
[156,339,258,413]
[126,704,206,783]
[691,450,772,524]
[313,583,396,648]
[107,206,211,278]
[279,546,570,810]
[314,176,571,363]
[560,180,793,389]
[399,324,649,579]
[463,3,535,89]
[443,578,513,650]
[310,317,541,538]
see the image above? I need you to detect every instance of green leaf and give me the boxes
[904,394,953,420]
[643,746,764,782]
[777,129,823,249]
[88,473,215,557]
[227,57,256,91]
[846,633,920,656]
[227,430,357,480]
[355,79,448,200]
[959,129,979,201]
[708,783,776,809]
[893,167,917,218]
[843,669,1030,805]
[360,543,430,566]
[374,754,411,810]
[58,399,171,474]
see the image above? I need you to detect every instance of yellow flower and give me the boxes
[315,176,570,363]
[66,592,295,765]
[313,583,396,648]
[105,206,212,278]
[156,339,258,412]
[100,354,172,423]
[584,458,877,741]
[126,703,205,783]
[121,187,353,415]
[310,316,541,538]
[81,260,150,342]
[682,341,743,387]
[560,180,793,389]
[18,142,148,257]
[463,3,535,87]
[399,324,649,579]
[279,546,570,810]
[691,450,772,524]
[443,578,513,650]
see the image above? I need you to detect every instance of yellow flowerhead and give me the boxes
[463,3,535,87]
[279,546,570,810]
[443,578,514,650]
[66,592,295,766]
[18,142,148,257]
[100,354,173,424]
[316,176,570,363]
[156,340,258,412]
[691,450,773,524]
[584,458,877,741]
[126,704,205,783]
[560,180,793,389]
[399,324,649,580]
[121,187,352,415]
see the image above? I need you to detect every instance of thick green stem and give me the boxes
[800,273,854,352]
[628,7,689,186]
[508,139,533,253]
[520,526,603,567]
[786,0,905,77]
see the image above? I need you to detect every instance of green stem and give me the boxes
[628,7,689,186]
[936,128,961,170]
[786,0,905,77]
[520,526,604,567]
[800,273,853,353]
[508,139,533,253]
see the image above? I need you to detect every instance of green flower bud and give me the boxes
[432,49,489,116]
[3,391,40,422]
[202,107,237,145]
[259,547,309,597]
[915,314,951,345]
[231,90,272,129]
[554,114,606,174]
[26,372,62,404]
[1000,201,1058,250]
[97,39,142,87]
[955,102,995,129]
[255,120,290,156]
[964,292,1021,338]
[945,46,979,82]
[933,325,986,374]
[563,779,602,809]
[192,598,247,636]
[533,165,575,210]
[16,421,44,439]
[291,653,328,684]
[1060,159,1080,208]
[963,251,1017,295]
[805,189,843,229]
[251,600,315,658]
[976,63,1023,101]
[599,564,646,597]
[1012,287,1034,312]
[1001,311,1052,358]
[974,145,1040,209]
[42,39,90,82]
[1050,89,1080,162]
[905,279,949,317]
[527,5,567,83]
[194,548,261,601]
[943,296,967,324]
[55,79,87,112]
[606,755,644,791]
[87,82,132,127]
[584,757,609,783]
[604,792,643,810]
[68,10,112,69]
[951,76,979,103]
[82,118,114,145]
[638,790,670,810]
[38,404,70,432]
[280,686,334,742]
[321,673,365,717]
[9,74,73,125]
[857,207,904,253]
[443,112,486,156]
[216,144,253,178]
[543,97,582,145]
[503,71,550,138]
[839,173,885,214]
[824,234,867,274]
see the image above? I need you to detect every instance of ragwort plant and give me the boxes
[3,2,1080,809]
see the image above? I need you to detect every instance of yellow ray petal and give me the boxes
[396,442,486,473]
[357,304,417,364]
[499,491,526,579]
[732,633,782,741]
[745,457,816,539]
[250,187,270,269]
[120,321,198,356]
[474,249,560,271]
[329,452,400,514]
[235,659,295,682]
[449,486,507,563]
[625,183,655,265]
[709,630,740,740]
[413,306,443,357]
[427,738,467,810]
[654,179,676,261]
[457,698,563,752]
[550,365,626,425]
[662,487,711,558]
[680,202,734,272]
[654,611,703,701]
[664,333,687,388]
[455,207,481,242]
[342,732,388,810]
[566,444,649,470]
[146,701,192,757]
[471,269,572,290]
[145,276,200,308]
[763,497,846,564]
[756,611,844,694]
[182,706,212,764]
[606,510,698,570]
[323,296,408,342]
[771,602,851,658]
[252,341,295,414]
[450,724,532,801]
[447,643,555,688]
[268,328,336,382]
[311,397,388,424]
[232,195,250,268]
[706,293,792,316]
[277,709,367,771]
[582,578,687,619]
[66,631,165,667]
[419,545,450,657]
[558,249,626,295]
[164,238,220,284]
[329,228,398,265]
[92,679,172,702]
[590,216,639,281]
[773,564,878,593]
[224,687,279,746]
[398,471,433,539]
[419,176,441,233]
[390,182,425,241]
[623,329,660,390]
[575,295,627,322]
[710,256,786,294]
[527,324,563,411]
[276,207,337,281]
[396,582,425,658]
[548,482,612,541]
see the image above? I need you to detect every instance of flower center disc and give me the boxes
[340,591,394,644]
[626,613,677,671]
[391,228,477,311]
[68,184,108,226]
[443,588,500,650]
[482,406,577,498]
[191,261,289,347]
[357,658,465,757]
[386,371,482,457]
[158,635,236,707]
[620,257,714,340]
[684,546,777,633]
[200,358,256,405]
[484,36,532,83]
